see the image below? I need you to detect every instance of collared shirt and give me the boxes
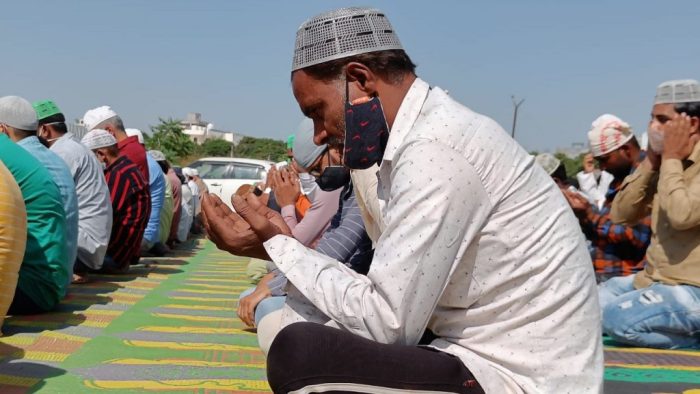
[105,156,151,269]
[117,135,149,181]
[166,168,183,242]
[0,134,68,311]
[264,78,602,393]
[51,132,113,270]
[579,156,652,282]
[143,153,166,244]
[612,142,700,288]
[18,136,79,280]
[350,165,384,247]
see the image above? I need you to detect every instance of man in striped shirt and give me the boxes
[82,129,151,273]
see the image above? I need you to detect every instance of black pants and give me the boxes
[7,286,47,315]
[267,322,484,394]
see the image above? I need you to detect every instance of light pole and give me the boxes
[511,95,525,139]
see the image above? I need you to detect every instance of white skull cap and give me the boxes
[83,106,118,131]
[535,153,561,176]
[292,7,404,71]
[81,129,117,150]
[125,128,144,145]
[655,79,700,104]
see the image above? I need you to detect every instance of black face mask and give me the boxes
[315,149,351,191]
[343,80,390,170]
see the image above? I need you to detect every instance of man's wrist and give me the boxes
[662,153,684,161]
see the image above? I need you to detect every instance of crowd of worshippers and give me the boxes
[0,97,205,317]
[174,7,700,393]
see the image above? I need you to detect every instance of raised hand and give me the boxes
[272,167,301,207]
[662,113,700,161]
[200,192,269,259]
[232,193,292,242]
[563,189,592,218]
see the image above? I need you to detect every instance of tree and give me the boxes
[200,138,233,157]
[145,118,196,163]
[232,137,287,162]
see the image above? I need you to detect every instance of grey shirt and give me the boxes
[51,132,113,269]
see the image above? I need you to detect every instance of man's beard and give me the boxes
[327,115,345,150]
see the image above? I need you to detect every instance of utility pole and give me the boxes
[511,95,525,139]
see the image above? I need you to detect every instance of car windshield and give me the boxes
[188,161,266,180]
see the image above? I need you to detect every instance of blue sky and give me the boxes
[1,1,697,152]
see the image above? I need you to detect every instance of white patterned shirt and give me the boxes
[264,78,603,394]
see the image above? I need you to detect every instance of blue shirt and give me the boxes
[143,153,166,244]
[18,136,79,279]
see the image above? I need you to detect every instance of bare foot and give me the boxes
[72,273,89,284]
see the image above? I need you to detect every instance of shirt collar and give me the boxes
[118,135,140,149]
[381,78,431,163]
[107,155,126,172]
[17,135,41,148]
[687,140,700,164]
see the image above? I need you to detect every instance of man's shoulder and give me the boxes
[407,89,507,150]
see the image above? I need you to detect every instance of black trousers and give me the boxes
[7,286,46,315]
[267,322,484,394]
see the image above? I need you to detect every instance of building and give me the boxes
[181,113,244,145]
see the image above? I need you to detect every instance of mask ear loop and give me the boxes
[341,76,350,167]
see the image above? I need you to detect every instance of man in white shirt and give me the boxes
[33,100,113,279]
[202,7,602,393]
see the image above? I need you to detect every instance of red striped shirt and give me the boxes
[105,156,151,270]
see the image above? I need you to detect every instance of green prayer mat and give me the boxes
[0,239,268,393]
[1,239,698,393]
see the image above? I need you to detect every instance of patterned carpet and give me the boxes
[0,239,698,393]
[0,239,269,393]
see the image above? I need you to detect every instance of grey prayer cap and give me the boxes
[535,153,561,176]
[291,7,404,72]
[293,118,327,169]
[654,79,700,104]
[0,96,38,131]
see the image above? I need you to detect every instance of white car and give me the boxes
[187,157,273,210]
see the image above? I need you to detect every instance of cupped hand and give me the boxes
[200,192,269,259]
[232,193,292,242]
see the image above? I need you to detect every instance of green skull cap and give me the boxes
[33,100,62,121]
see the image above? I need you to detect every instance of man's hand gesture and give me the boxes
[201,192,292,259]
[662,113,700,162]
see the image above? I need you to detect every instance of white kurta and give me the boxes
[264,78,603,394]
[51,132,112,270]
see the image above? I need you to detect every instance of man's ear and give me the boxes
[345,62,378,97]
[690,116,700,134]
[103,124,116,137]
